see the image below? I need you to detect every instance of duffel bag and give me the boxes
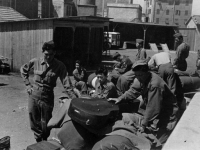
[68,98,119,129]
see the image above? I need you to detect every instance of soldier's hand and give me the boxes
[138,126,145,133]
[26,84,33,95]
[107,98,120,104]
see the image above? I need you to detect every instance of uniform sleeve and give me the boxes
[20,58,35,85]
[117,61,127,74]
[92,83,118,99]
[73,68,86,82]
[73,69,81,82]
[59,64,77,99]
[142,87,162,127]
[105,84,118,99]
[118,79,141,102]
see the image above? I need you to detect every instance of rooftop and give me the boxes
[0,6,27,22]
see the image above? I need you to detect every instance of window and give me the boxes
[150,0,152,5]
[185,10,188,15]
[175,0,180,5]
[165,18,169,24]
[65,5,72,16]
[166,10,169,15]
[175,18,179,25]
[168,0,174,5]
[186,0,189,6]
[148,9,151,14]
[176,10,181,15]
[156,18,159,24]
[157,9,160,14]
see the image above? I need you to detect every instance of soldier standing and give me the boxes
[20,40,77,142]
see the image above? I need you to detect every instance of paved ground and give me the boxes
[0,73,64,150]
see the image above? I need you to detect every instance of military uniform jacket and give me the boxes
[119,72,179,128]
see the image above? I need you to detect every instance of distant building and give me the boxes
[53,0,97,18]
[96,0,146,17]
[185,15,200,51]
[0,6,27,22]
[145,0,193,27]
[107,3,142,22]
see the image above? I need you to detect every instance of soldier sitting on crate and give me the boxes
[73,60,88,95]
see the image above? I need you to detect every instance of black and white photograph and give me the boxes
[0,0,199,150]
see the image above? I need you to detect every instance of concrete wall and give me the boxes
[163,92,200,150]
[107,3,142,22]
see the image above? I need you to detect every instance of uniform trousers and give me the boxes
[75,81,87,93]
[158,63,184,113]
[28,88,54,142]
[158,63,177,95]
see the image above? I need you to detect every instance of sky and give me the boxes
[192,0,200,15]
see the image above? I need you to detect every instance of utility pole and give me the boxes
[151,0,156,23]
[49,0,51,18]
[102,0,104,17]
[172,0,175,25]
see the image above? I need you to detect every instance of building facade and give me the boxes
[107,3,142,22]
[145,0,193,27]
[186,15,200,51]
[96,0,146,17]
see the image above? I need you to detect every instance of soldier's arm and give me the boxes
[141,87,161,128]
[59,64,77,99]
[73,69,81,82]
[20,58,35,86]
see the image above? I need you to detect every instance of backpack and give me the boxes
[68,98,119,129]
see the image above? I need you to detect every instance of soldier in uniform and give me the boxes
[91,66,118,99]
[112,52,133,74]
[173,32,190,72]
[108,60,179,145]
[135,39,147,62]
[20,40,77,142]
[73,60,88,95]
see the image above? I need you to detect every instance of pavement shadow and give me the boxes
[0,83,8,86]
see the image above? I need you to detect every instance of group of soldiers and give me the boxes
[21,32,192,150]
